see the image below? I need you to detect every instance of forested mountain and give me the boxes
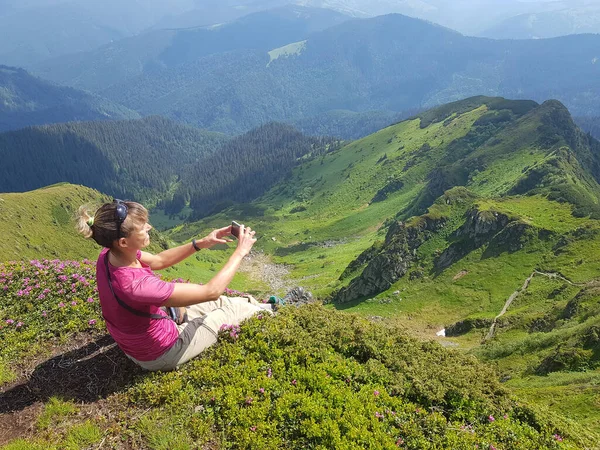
[0,0,196,67]
[481,3,600,39]
[166,123,339,218]
[78,14,600,136]
[0,116,228,203]
[0,66,139,132]
[32,6,350,92]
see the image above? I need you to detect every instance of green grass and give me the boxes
[37,397,79,430]
[0,184,109,262]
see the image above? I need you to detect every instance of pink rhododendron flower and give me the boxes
[374,390,380,396]
[58,302,65,307]
[5,319,14,324]
[488,415,495,422]
[88,319,96,326]
[71,301,77,306]
[87,297,94,303]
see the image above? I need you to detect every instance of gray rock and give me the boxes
[283,287,314,306]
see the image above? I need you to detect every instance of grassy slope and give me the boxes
[0,184,109,262]
[3,97,600,445]
[165,98,600,437]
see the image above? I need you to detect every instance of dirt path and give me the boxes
[239,251,294,295]
[484,271,596,341]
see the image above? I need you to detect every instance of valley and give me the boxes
[2,2,600,445]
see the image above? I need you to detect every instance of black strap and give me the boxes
[104,253,173,321]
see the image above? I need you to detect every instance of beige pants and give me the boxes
[127,295,269,371]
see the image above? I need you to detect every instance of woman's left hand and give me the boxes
[200,225,233,248]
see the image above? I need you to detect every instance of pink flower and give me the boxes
[250,426,256,432]
[41,311,47,317]
[267,368,272,378]
[71,301,77,306]
[291,379,297,386]
[553,434,563,442]
[58,302,65,308]
[5,319,14,325]
[245,397,253,405]
[259,388,265,394]
[375,411,384,419]
[374,390,380,396]
[396,438,404,446]
[16,322,23,328]
[88,319,96,326]
[488,415,495,422]
[87,297,94,303]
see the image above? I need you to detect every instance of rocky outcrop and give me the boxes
[339,241,383,281]
[435,208,511,270]
[445,318,493,337]
[333,215,446,304]
[283,287,315,306]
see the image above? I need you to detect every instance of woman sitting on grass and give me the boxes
[77,199,270,371]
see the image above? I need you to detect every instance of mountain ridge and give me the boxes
[72,14,600,135]
[0,65,139,132]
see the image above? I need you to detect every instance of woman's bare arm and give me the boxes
[140,225,232,271]
[162,225,256,307]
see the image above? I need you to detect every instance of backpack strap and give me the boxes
[104,252,173,321]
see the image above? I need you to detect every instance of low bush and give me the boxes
[128,305,576,449]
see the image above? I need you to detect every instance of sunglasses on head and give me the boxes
[113,199,128,238]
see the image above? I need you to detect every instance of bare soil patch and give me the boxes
[240,251,293,294]
[0,333,143,444]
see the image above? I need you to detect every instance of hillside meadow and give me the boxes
[2,97,600,448]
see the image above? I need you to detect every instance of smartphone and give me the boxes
[231,221,241,239]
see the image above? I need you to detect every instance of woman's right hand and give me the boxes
[234,224,257,257]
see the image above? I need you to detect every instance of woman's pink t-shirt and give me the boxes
[96,248,178,361]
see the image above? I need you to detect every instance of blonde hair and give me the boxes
[76,201,148,248]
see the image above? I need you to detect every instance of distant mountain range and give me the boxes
[576,116,600,140]
[0,65,139,132]
[3,0,598,69]
[0,0,196,67]
[34,13,599,136]
[32,6,350,93]
[481,2,600,39]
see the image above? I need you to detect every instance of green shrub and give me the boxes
[127,305,575,449]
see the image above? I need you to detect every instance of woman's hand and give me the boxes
[234,224,257,257]
[199,225,233,249]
